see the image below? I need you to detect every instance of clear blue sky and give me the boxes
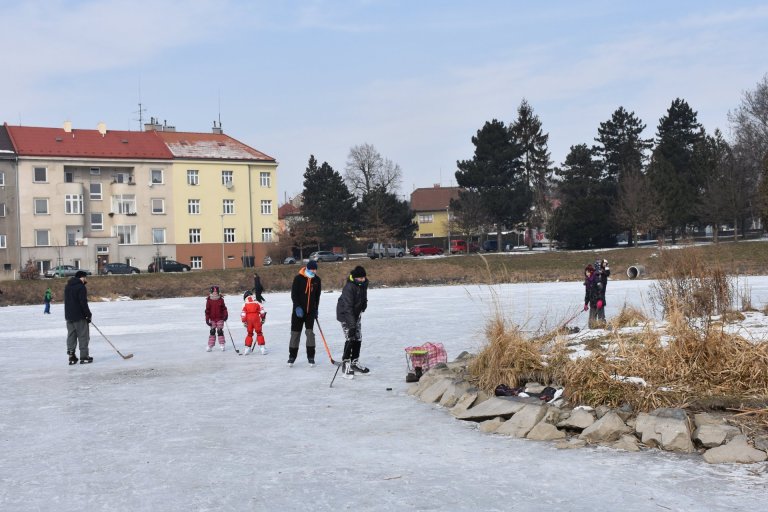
[2,1,767,202]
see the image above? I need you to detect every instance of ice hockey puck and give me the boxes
[386,387,393,391]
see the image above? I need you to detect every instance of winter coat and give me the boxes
[241,295,266,323]
[584,271,604,307]
[205,293,229,323]
[291,267,321,318]
[64,276,91,322]
[336,274,368,326]
[599,267,610,294]
[44,289,52,303]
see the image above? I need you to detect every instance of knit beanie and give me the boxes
[351,266,367,278]
[306,260,318,271]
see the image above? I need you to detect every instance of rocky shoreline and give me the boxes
[409,352,768,465]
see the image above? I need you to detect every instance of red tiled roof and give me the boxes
[278,202,300,219]
[410,186,461,211]
[5,124,173,159]
[152,131,275,162]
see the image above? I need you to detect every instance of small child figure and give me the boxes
[44,287,52,314]
[241,291,267,355]
[205,285,229,351]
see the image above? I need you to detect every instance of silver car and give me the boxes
[308,251,343,262]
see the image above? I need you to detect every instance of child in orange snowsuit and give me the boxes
[241,293,267,355]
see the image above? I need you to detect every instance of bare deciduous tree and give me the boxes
[612,168,662,247]
[344,143,402,198]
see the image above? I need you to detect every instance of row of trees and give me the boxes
[452,75,768,249]
[275,145,416,257]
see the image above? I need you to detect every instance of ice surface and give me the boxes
[2,278,768,511]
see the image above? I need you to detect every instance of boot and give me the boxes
[80,356,94,364]
[342,359,355,380]
[67,350,78,365]
[351,359,370,375]
[307,346,316,367]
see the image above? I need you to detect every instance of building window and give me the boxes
[222,199,235,215]
[221,170,233,186]
[97,245,109,254]
[90,167,101,175]
[34,198,49,215]
[113,225,137,245]
[190,256,203,270]
[152,228,166,244]
[64,171,74,183]
[90,183,102,200]
[34,167,47,183]
[418,214,434,223]
[188,199,200,215]
[260,200,272,215]
[187,170,199,186]
[224,227,235,243]
[91,213,103,231]
[151,169,163,184]
[35,229,50,246]
[260,172,271,188]
[0,203,5,217]
[151,198,165,214]
[420,233,434,238]
[0,234,5,248]
[0,172,4,186]
[261,228,273,242]
[189,228,201,244]
[112,194,136,214]
[65,194,84,214]
[115,172,131,184]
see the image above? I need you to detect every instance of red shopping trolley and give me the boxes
[404,342,447,382]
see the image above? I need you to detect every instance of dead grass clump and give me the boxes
[563,327,768,411]
[608,303,649,329]
[722,310,746,323]
[651,247,735,327]
[468,313,554,391]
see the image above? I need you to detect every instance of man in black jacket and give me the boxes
[336,266,369,378]
[288,260,321,366]
[64,270,93,365]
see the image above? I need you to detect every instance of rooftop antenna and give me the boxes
[134,78,147,131]
[218,89,222,129]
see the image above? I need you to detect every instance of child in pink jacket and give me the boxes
[205,285,229,351]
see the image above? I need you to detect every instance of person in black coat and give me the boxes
[64,271,93,364]
[252,272,265,303]
[583,264,605,329]
[288,260,321,366]
[336,266,369,378]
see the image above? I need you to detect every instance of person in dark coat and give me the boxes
[595,259,610,322]
[336,266,369,378]
[583,264,605,329]
[252,272,265,303]
[64,271,92,364]
[288,260,321,366]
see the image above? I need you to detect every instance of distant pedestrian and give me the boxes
[596,258,610,322]
[241,292,267,355]
[64,271,92,365]
[337,265,369,379]
[44,287,52,314]
[288,260,321,367]
[205,285,229,352]
[252,272,265,303]
[583,264,605,329]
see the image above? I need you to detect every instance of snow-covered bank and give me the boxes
[2,278,768,511]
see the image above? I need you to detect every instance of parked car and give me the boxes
[409,244,444,256]
[482,239,499,252]
[147,259,191,273]
[283,256,297,264]
[367,242,405,259]
[45,265,92,278]
[101,263,141,275]
[449,239,479,254]
[308,251,343,262]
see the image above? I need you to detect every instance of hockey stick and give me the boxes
[314,318,336,365]
[91,322,134,360]
[224,321,240,354]
[329,361,343,388]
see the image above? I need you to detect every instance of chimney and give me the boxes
[97,122,107,136]
[63,121,72,133]
[212,120,223,134]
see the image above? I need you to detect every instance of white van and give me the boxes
[367,242,405,259]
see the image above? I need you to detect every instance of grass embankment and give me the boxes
[2,241,768,306]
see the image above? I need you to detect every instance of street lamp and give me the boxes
[220,214,225,270]
[445,205,451,251]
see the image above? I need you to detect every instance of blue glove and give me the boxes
[295,306,304,318]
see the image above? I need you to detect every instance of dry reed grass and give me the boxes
[608,303,649,329]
